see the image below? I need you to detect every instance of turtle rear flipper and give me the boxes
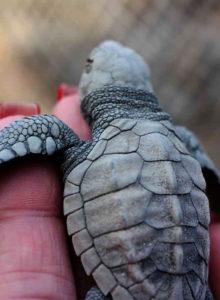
[0,114,81,164]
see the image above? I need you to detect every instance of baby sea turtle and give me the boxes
[0,41,218,300]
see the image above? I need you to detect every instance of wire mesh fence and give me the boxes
[0,0,219,167]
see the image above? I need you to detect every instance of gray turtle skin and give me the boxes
[0,41,215,300]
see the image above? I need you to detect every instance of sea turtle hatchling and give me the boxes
[0,41,218,300]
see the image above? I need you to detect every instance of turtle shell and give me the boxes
[63,118,210,300]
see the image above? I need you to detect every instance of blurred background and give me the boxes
[0,0,219,168]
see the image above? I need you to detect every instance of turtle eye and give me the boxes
[87,58,94,63]
[85,58,94,73]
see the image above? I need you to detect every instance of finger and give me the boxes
[52,91,92,141]
[0,156,77,299]
[0,108,77,299]
[0,103,40,118]
[209,223,220,299]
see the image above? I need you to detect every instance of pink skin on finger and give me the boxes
[209,223,220,299]
[0,103,40,119]
[52,92,92,141]
[0,157,77,299]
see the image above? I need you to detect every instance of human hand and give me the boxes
[0,86,91,299]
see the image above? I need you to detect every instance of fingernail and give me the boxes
[56,83,78,101]
[0,103,41,118]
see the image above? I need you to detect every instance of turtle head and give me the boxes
[79,40,153,101]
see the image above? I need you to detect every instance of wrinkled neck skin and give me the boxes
[61,86,171,179]
[81,86,171,137]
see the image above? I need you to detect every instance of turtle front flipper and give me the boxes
[0,114,81,164]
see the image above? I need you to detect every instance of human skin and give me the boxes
[0,88,219,299]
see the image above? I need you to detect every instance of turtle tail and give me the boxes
[0,114,81,164]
